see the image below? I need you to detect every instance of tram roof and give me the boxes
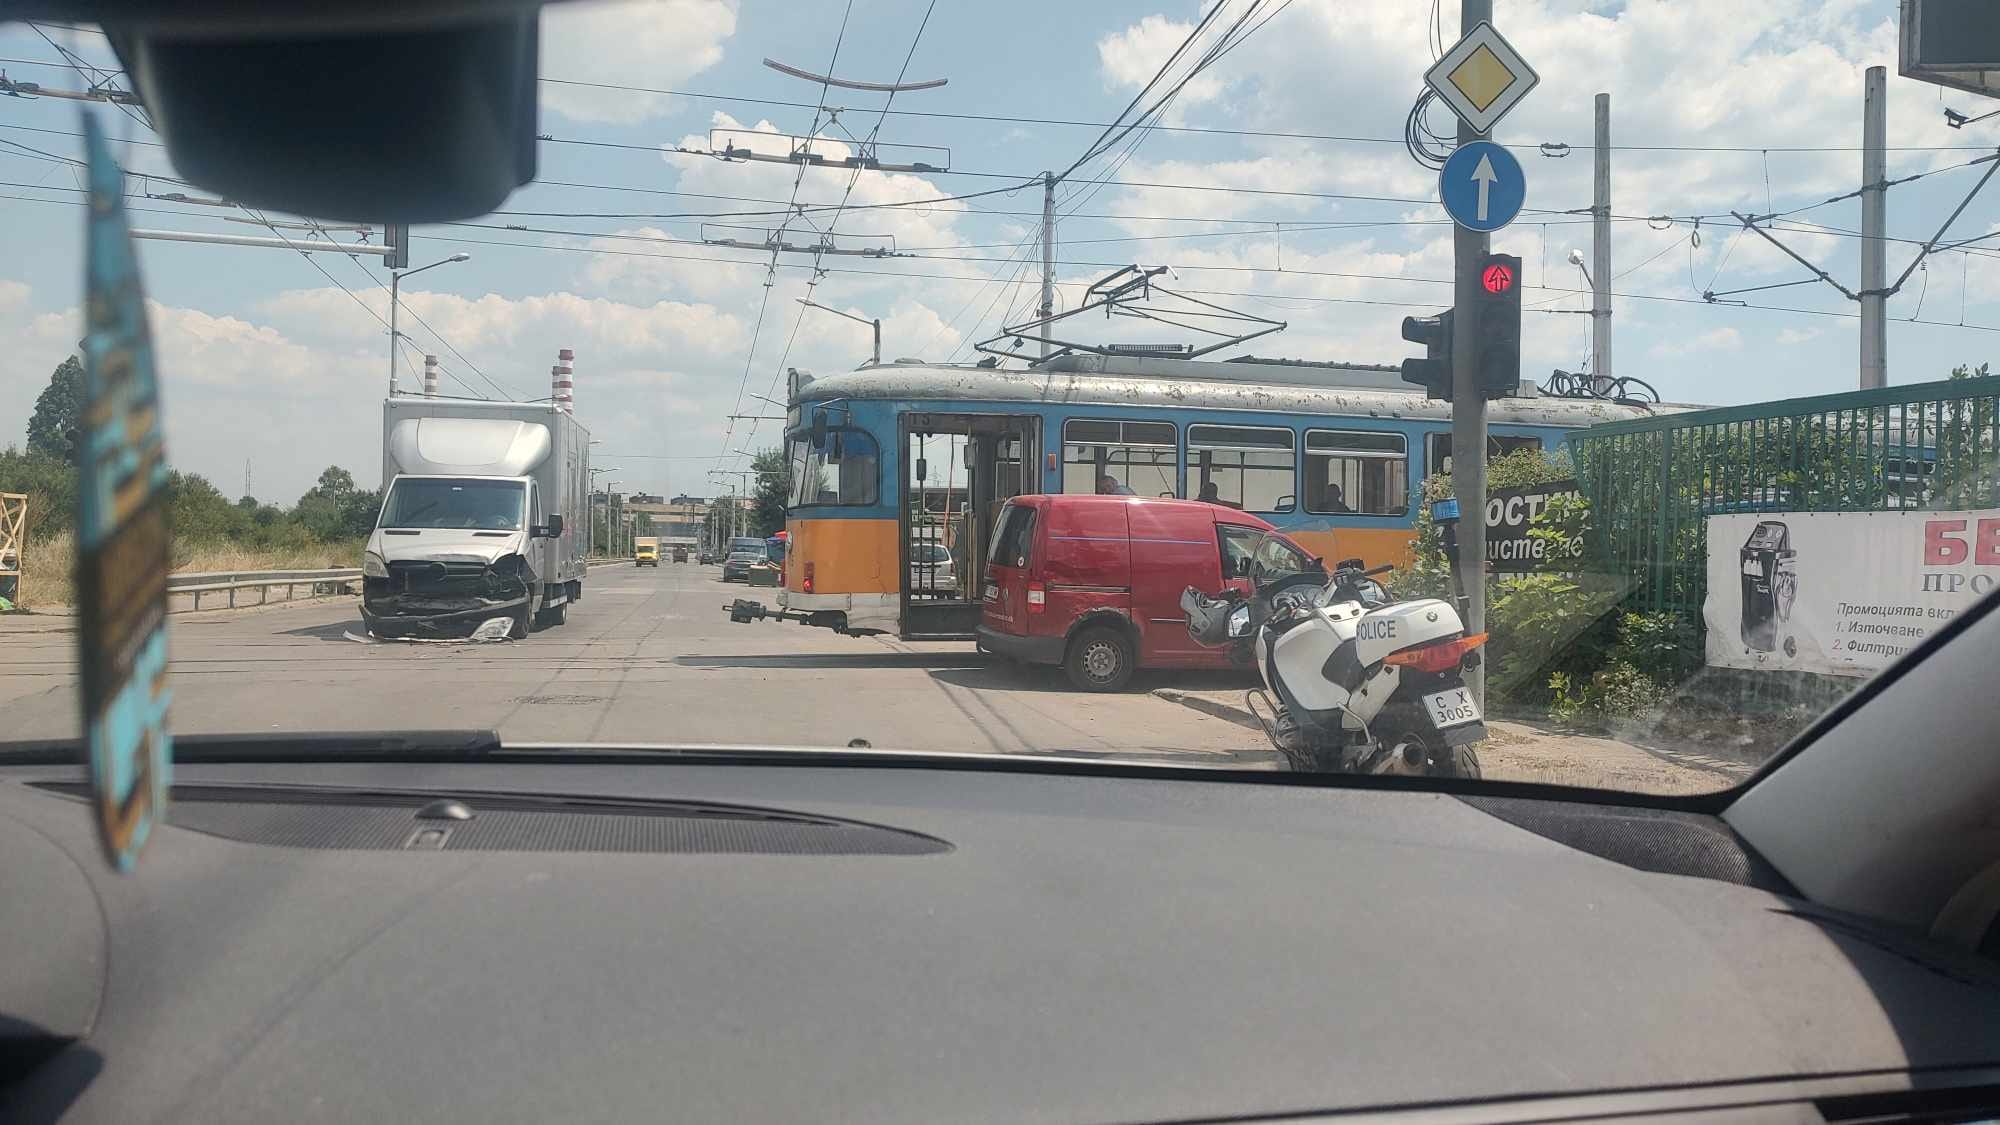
[788,355,1684,429]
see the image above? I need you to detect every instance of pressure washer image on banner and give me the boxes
[75,112,173,872]
[1703,509,2000,678]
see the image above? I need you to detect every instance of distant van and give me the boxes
[977,495,1316,691]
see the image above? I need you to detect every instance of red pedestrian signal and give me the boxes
[1475,252,1523,397]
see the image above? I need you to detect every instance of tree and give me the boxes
[27,356,86,462]
[750,447,791,537]
[295,465,379,541]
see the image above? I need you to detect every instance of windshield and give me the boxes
[789,430,879,508]
[3,3,1992,802]
[379,479,524,531]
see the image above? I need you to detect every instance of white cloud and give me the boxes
[1097,14,1230,118]
[1775,326,1821,345]
[540,0,738,124]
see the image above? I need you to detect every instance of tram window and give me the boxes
[1063,419,1177,497]
[1424,432,1541,478]
[1187,424,1295,513]
[1306,430,1407,516]
[789,429,879,507]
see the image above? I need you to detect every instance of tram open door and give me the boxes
[899,413,1040,639]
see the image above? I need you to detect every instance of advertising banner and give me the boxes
[1702,509,2000,677]
[1484,479,1580,572]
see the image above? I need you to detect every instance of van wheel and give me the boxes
[1064,626,1135,692]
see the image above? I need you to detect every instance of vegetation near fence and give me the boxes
[1570,364,2000,616]
[0,448,374,608]
[1388,365,2000,747]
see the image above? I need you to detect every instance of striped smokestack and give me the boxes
[552,348,575,412]
[422,354,440,398]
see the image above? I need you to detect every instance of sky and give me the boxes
[3,0,1999,504]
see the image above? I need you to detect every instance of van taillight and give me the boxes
[803,561,815,594]
[1026,582,1046,612]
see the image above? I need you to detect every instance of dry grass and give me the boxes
[8,531,362,609]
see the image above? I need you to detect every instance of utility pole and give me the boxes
[1591,92,1613,386]
[1450,0,1492,705]
[1039,171,1056,359]
[1860,65,1888,390]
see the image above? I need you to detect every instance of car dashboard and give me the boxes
[2,753,1997,1124]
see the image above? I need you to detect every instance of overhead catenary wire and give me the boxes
[7,46,2000,154]
[740,0,942,456]
[713,0,857,474]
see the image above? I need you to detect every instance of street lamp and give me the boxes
[1566,247,1593,288]
[587,466,619,557]
[796,298,881,365]
[388,252,471,397]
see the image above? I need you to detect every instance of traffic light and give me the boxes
[1475,252,1522,398]
[1400,308,1454,399]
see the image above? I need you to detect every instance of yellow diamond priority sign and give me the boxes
[1424,22,1539,135]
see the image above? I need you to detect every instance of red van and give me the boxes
[977,495,1317,691]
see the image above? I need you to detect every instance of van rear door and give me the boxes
[1129,503,1225,664]
[981,500,1038,636]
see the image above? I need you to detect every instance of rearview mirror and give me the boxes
[1274,494,1296,513]
[915,457,928,483]
[533,514,564,539]
[811,410,828,450]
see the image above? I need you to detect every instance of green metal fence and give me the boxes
[1567,374,2000,617]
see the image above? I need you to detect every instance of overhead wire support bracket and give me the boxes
[762,57,947,93]
[1726,148,2000,306]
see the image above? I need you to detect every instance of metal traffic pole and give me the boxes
[1449,0,1493,706]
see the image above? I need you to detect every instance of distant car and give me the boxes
[909,541,956,594]
[721,538,769,582]
[699,550,721,565]
[672,545,690,563]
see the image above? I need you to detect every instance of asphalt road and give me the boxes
[0,562,1269,761]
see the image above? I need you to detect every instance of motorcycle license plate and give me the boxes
[1422,686,1481,729]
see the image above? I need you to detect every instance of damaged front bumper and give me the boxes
[362,560,532,639]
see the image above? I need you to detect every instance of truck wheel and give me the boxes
[536,599,568,629]
[510,606,532,639]
[1064,626,1135,692]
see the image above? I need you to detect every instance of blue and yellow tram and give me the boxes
[767,354,1658,640]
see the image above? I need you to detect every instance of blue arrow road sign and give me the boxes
[1439,141,1525,232]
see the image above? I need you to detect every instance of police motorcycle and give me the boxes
[1181,534,1486,777]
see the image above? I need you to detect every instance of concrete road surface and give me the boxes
[0,562,1269,761]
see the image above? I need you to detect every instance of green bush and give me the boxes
[1611,610,1701,686]
[1549,659,1670,728]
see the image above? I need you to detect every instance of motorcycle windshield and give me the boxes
[1241,529,1321,590]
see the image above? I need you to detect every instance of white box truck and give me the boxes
[362,398,589,639]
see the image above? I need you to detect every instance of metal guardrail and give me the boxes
[167,568,361,611]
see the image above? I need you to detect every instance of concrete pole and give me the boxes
[1450,0,1492,705]
[1860,65,1888,390]
[1592,93,1613,386]
[1039,171,1056,359]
